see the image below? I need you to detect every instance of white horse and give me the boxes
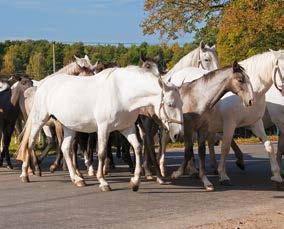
[165,41,219,81]
[17,66,184,192]
[202,51,283,185]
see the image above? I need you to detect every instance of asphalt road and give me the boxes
[0,144,283,229]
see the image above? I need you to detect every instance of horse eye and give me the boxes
[204,59,210,62]
[238,78,244,83]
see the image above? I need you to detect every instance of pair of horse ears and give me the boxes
[140,53,161,63]
[74,55,91,63]
[200,41,216,51]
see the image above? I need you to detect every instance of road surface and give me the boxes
[0,143,283,228]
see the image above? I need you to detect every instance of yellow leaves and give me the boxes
[217,0,283,66]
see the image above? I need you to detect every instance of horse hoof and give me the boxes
[129,181,139,192]
[220,180,232,186]
[236,161,245,170]
[74,180,86,187]
[171,171,181,180]
[20,176,30,183]
[35,170,42,177]
[88,171,96,177]
[205,185,214,192]
[145,175,155,181]
[6,164,13,170]
[49,164,58,173]
[100,185,111,192]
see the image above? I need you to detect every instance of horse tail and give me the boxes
[16,112,33,162]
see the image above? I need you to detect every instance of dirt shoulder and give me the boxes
[194,210,284,229]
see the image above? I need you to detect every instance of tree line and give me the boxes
[0,40,195,80]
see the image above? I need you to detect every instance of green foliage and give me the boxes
[0,40,195,79]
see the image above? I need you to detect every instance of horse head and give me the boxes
[199,41,220,71]
[74,55,94,76]
[140,53,160,77]
[227,61,255,107]
[155,78,184,142]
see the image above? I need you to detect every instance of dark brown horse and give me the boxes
[0,76,33,169]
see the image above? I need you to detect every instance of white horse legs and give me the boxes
[20,120,46,182]
[249,120,282,183]
[122,126,142,191]
[61,127,85,187]
[157,128,169,177]
[277,131,284,174]
[218,122,236,184]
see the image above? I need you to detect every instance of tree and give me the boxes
[26,52,46,80]
[141,0,227,40]
[63,42,85,65]
[1,45,23,74]
[217,0,284,65]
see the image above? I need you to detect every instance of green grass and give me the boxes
[9,135,279,156]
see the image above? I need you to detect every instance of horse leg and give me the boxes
[218,122,236,185]
[197,129,214,191]
[50,121,63,172]
[277,130,284,174]
[61,127,85,187]
[38,125,55,163]
[2,125,14,169]
[207,132,218,174]
[71,138,82,178]
[122,141,134,173]
[86,133,96,176]
[96,127,110,191]
[172,121,194,179]
[0,130,4,166]
[249,120,282,184]
[20,119,47,182]
[146,124,165,184]
[158,128,170,177]
[231,139,245,170]
[121,126,142,191]
[104,140,112,176]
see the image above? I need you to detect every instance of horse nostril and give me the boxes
[249,100,252,106]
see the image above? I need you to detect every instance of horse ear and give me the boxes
[74,55,80,61]
[200,41,205,51]
[153,54,160,63]
[232,61,240,72]
[211,45,216,50]
[140,53,146,63]
[84,55,90,62]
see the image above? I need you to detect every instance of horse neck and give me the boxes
[57,62,80,75]
[165,48,200,80]
[119,73,161,111]
[181,69,230,114]
[240,52,275,97]
[11,86,22,106]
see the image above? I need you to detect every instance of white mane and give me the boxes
[240,51,277,95]
[165,47,200,80]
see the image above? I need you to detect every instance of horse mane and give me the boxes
[240,51,275,73]
[166,47,200,78]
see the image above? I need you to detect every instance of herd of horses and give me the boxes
[0,41,283,192]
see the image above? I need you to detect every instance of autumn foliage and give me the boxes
[217,0,284,65]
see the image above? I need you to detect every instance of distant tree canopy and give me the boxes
[0,40,195,80]
[142,0,283,65]
[217,0,284,65]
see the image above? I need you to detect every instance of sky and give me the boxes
[0,0,194,45]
